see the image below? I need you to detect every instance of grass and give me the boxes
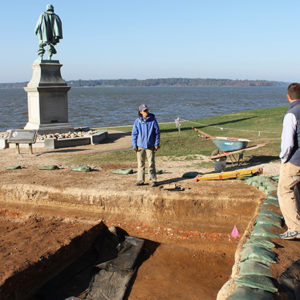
[64,105,287,167]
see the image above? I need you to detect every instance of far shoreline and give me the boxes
[0,78,288,89]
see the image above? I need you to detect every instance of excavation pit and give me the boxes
[0,177,265,300]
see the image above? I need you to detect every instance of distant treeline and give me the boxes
[0,78,287,89]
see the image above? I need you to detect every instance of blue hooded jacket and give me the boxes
[131,113,160,148]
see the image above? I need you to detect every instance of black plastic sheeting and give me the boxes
[84,236,144,300]
[228,286,274,300]
[32,227,147,300]
[279,259,300,300]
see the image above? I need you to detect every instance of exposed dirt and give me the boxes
[0,130,295,300]
[0,207,104,300]
[130,243,233,300]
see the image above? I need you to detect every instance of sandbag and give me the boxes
[266,186,276,193]
[182,171,200,178]
[237,176,250,180]
[255,215,282,228]
[235,275,278,293]
[5,165,22,170]
[72,166,92,172]
[258,209,282,219]
[240,246,276,265]
[264,198,279,205]
[261,200,279,208]
[239,260,272,277]
[245,178,253,184]
[256,177,268,185]
[243,237,275,250]
[251,182,259,188]
[266,193,278,200]
[251,224,279,238]
[111,168,133,175]
[39,165,59,170]
[228,286,274,300]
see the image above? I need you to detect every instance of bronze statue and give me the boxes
[35,4,63,60]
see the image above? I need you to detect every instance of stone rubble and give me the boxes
[0,129,99,141]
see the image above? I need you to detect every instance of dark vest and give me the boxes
[287,101,300,166]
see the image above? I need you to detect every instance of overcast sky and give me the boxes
[1,0,299,83]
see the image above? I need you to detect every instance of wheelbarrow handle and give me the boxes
[192,127,215,139]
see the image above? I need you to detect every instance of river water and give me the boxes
[0,86,287,131]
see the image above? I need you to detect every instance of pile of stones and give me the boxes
[0,128,99,141]
[37,129,99,141]
[0,132,9,139]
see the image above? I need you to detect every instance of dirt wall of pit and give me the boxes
[0,182,262,234]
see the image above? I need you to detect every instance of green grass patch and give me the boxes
[64,106,286,166]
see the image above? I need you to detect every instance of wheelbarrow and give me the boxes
[193,127,267,170]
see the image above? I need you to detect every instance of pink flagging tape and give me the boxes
[231,225,240,238]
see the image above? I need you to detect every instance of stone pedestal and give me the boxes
[24,60,73,134]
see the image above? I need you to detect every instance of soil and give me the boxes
[130,243,232,300]
[0,130,296,300]
[0,207,104,300]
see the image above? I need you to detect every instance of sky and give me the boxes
[1,0,300,83]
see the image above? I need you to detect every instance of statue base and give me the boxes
[24,122,74,134]
[24,60,73,134]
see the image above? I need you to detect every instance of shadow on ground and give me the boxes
[32,226,160,300]
[124,239,160,299]
[157,176,191,186]
[102,131,131,144]
[223,155,279,172]
[35,148,88,156]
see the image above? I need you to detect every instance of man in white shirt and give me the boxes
[278,83,300,239]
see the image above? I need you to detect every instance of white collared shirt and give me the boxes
[280,112,297,163]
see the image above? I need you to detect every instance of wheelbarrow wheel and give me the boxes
[211,149,227,172]
[211,149,227,161]
[211,149,220,160]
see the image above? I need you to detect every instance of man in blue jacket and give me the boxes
[131,104,160,187]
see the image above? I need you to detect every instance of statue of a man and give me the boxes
[35,4,63,60]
